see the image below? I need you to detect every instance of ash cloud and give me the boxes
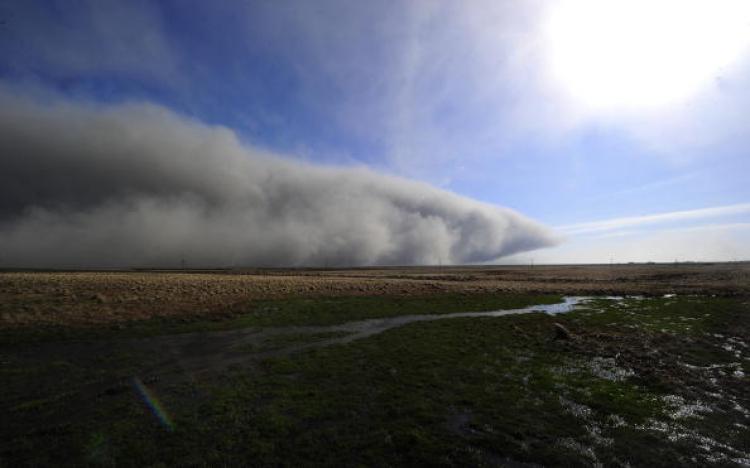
[0,91,557,268]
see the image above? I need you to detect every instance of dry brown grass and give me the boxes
[1,263,748,327]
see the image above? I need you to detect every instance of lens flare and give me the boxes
[132,377,175,431]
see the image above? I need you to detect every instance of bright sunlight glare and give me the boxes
[544,0,750,112]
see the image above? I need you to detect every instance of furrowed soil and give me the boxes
[1,264,748,466]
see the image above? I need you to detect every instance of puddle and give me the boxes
[637,419,750,464]
[586,357,635,382]
[559,396,592,419]
[661,395,713,420]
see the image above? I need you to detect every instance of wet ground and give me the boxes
[1,292,749,466]
[2,295,587,426]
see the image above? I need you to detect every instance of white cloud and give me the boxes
[518,222,750,264]
[0,89,556,268]
[557,203,750,236]
[501,206,750,264]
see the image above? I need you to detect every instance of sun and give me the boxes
[543,0,750,112]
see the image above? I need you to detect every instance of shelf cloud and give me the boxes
[0,90,557,268]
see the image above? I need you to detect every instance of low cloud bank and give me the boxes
[0,91,557,268]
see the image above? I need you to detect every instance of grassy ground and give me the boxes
[0,293,561,343]
[1,294,749,466]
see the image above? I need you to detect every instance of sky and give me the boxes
[1,0,749,266]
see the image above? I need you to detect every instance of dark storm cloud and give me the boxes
[0,91,557,268]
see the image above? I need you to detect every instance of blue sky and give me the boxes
[2,0,749,263]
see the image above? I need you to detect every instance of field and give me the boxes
[1,264,749,466]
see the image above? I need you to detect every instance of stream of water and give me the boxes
[144,296,605,376]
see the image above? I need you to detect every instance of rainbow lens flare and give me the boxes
[132,377,175,431]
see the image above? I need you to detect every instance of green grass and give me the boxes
[570,296,738,335]
[168,314,666,466]
[2,294,748,466]
[13,314,663,466]
[229,293,563,327]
